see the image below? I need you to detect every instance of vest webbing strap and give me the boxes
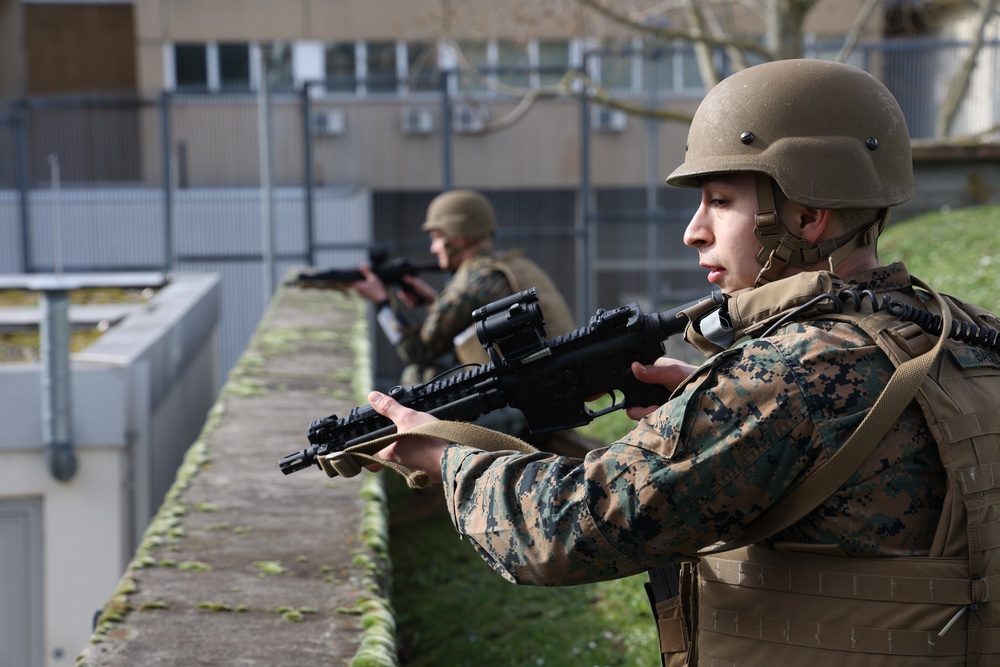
[699,605,1000,656]
[317,420,539,488]
[702,553,999,605]
[698,277,953,556]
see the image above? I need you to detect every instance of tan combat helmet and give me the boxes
[666,59,915,286]
[421,189,497,240]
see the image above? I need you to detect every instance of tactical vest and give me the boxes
[453,250,576,365]
[656,271,1000,667]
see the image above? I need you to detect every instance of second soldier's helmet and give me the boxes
[421,189,496,240]
[666,59,914,209]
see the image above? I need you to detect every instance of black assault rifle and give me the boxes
[293,244,443,300]
[279,288,723,476]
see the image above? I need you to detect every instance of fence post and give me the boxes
[578,58,593,318]
[440,70,453,190]
[301,82,315,267]
[159,91,175,271]
[14,99,32,273]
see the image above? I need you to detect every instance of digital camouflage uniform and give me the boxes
[395,248,512,385]
[438,262,945,584]
[422,60,1000,666]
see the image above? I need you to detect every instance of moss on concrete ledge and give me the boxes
[76,283,400,666]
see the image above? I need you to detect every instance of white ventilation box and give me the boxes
[310,108,346,136]
[452,104,487,134]
[591,106,627,133]
[400,107,435,136]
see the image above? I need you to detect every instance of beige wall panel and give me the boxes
[807,0,884,36]
[138,0,654,43]
[170,100,307,186]
[449,100,582,188]
[161,0,308,40]
[157,96,699,190]
[309,103,441,189]
[441,0,588,39]
[586,105,696,187]
[306,0,444,41]
[136,42,167,91]
[134,0,162,40]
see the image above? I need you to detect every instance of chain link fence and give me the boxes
[1,36,997,383]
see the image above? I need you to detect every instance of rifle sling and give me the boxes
[318,421,539,488]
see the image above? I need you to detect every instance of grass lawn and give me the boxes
[387,203,999,666]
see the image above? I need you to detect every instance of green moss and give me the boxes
[252,560,287,576]
[178,561,212,572]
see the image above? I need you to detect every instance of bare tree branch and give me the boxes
[835,0,881,62]
[575,0,777,59]
[935,0,999,138]
[683,0,722,87]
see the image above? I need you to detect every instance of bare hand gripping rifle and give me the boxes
[279,288,723,477]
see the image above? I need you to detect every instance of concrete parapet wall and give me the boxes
[77,285,398,667]
[896,142,1000,220]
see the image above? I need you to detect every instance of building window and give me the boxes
[263,42,295,92]
[537,40,570,87]
[324,42,357,92]
[496,40,530,89]
[366,40,398,93]
[171,42,255,92]
[679,46,704,91]
[407,41,438,92]
[599,39,638,93]
[218,43,251,90]
[456,40,489,93]
[454,39,568,95]
[174,43,209,91]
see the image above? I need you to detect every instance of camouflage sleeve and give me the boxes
[395,264,512,367]
[439,322,938,586]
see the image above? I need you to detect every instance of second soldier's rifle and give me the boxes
[279,287,723,476]
[294,244,443,300]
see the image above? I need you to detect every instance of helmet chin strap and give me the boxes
[752,173,889,287]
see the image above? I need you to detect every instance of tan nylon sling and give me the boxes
[317,420,540,486]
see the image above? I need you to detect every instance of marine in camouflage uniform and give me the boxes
[393,246,512,385]
[367,61,1000,666]
[357,189,578,440]
[439,261,943,584]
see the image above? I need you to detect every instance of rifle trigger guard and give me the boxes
[318,451,364,479]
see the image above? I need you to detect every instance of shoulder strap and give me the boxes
[698,277,952,555]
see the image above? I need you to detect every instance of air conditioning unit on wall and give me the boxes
[310,108,346,136]
[400,107,435,136]
[591,106,627,134]
[452,104,488,134]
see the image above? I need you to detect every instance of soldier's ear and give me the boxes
[787,205,829,244]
